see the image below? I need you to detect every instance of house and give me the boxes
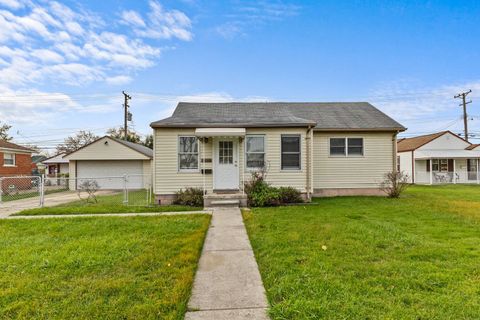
[150,102,405,206]
[397,131,480,184]
[64,136,153,190]
[42,153,69,177]
[0,140,35,177]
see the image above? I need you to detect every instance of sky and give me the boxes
[1,0,479,152]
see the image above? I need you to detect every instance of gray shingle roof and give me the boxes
[150,102,405,131]
[110,137,153,158]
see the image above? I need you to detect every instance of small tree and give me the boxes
[0,121,12,141]
[143,134,153,149]
[77,180,100,203]
[380,171,410,198]
[106,127,142,144]
[57,131,99,154]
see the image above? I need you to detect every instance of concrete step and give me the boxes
[210,199,240,207]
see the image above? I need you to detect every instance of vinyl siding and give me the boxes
[154,128,308,194]
[154,128,213,194]
[398,151,413,183]
[313,132,394,189]
[418,133,470,150]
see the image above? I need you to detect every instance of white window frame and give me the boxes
[281,134,301,170]
[245,135,265,170]
[329,137,364,157]
[178,136,199,172]
[3,152,15,166]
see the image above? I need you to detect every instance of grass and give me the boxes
[0,214,210,319]
[243,185,480,319]
[14,190,201,215]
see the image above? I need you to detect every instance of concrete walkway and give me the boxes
[185,208,269,320]
[0,190,118,218]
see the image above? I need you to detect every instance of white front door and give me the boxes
[214,139,239,190]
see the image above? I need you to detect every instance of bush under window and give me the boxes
[173,188,203,207]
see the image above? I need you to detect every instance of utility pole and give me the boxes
[122,91,132,141]
[454,89,472,141]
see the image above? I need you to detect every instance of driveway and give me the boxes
[0,190,118,218]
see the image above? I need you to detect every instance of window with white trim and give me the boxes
[3,152,15,166]
[178,136,198,170]
[281,135,301,170]
[329,138,364,156]
[245,135,265,169]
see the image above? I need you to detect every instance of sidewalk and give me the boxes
[185,208,269,320]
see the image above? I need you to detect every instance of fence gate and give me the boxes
[0,176,43,208]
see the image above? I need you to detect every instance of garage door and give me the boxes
[76,160,144,189]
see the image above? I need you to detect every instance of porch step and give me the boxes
[210,199,240,207]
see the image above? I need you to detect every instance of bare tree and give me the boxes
[380,171,410,198]
[77,180,100,203]
[56,131,99,154]
[107,127,141,143]
[0,122,12,141]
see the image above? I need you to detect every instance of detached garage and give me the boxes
[64,136,153,190]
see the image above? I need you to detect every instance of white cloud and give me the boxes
[216,1,301,39]
[120,0,193,41]
[0,0,24,10]
[368,80,480,137]
[106,75,132,85]
[0,0,188,89]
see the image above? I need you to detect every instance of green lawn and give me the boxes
[0,215,210,319]
[14,190,201,215]
[243,185,480,319]
[1,188,65,202]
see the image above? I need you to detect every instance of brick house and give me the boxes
[0,140,35,177]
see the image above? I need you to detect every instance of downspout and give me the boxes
[411,151,415,184]
[306,126,312,199]
[393,132,398,172]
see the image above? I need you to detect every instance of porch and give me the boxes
[413,150,480,185]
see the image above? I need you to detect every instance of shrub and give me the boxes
[173,188,204,207]
[380,171,410,198]
[278,186,303,204]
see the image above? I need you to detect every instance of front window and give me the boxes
[281,135,301,170]
[432,159,448,172]
[178,136,198,170]
[3,153,15,166]
[245,135,265,169]
[347,138,364,156]
[330,138,346,156]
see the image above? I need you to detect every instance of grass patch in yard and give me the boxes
[0,215,210,319]
[14,190,201,215]
[244,185,480,319]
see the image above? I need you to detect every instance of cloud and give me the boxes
[120,1,193,41]
[0,0,189,88]
[368,80,480,137]
[0,0,24,10]
[216,1,301,39]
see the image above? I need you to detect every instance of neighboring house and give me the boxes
[0,140,34,177]
[150,102,405,206]
[63,136,153,190]
[397,131,480,184]
[42,153,69,177]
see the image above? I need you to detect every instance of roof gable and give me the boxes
[151,102,405,131]
[398,131,470,152]
[64,136,152,160]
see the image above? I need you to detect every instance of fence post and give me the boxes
[40,175,45,207]
[123,174,128,205]
[0,178,3,205]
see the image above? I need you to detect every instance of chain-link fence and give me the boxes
[0,174,153,208]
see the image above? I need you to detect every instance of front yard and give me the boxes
[13,190,201,215]
[0,215,210,319]
[244,185,480,319]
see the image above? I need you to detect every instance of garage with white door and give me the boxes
[64,136,153,190]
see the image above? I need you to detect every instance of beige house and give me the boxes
[64,136,153,190]
[150,102,405,206]
[397,131,480,184]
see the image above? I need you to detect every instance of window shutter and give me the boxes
[448,159,454,172]
[426,160,430,172]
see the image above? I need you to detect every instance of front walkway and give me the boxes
[185,208,269,320]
